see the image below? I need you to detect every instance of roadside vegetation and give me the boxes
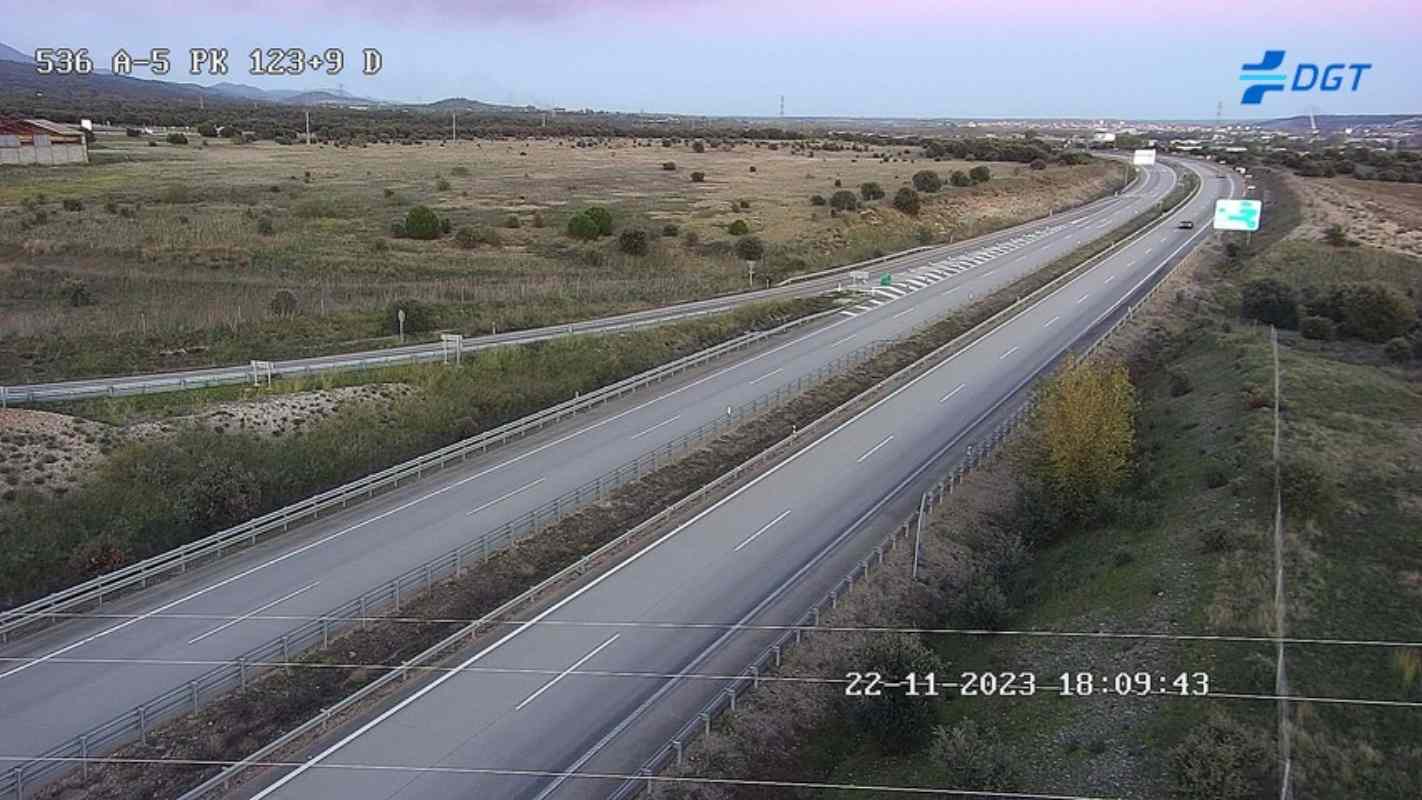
[657,166,1422,799]
[0,136,1120,383]
[0,297,830,607]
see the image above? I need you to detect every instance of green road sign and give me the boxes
[880,273,892,286]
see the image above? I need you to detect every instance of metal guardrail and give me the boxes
[611,163,1214,800]
[0,309,840,644]
[0,321,899,800]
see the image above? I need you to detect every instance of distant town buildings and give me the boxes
[0,118,89,165]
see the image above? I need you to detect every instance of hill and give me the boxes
[1266,113,1422,132]
[0,41,32,64]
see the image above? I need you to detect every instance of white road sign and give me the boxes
[1132,149,1156,166]
[1213,199,1263,231]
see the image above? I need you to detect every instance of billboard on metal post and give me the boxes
[1213,199,1263,231]
[1132,149,1156,166]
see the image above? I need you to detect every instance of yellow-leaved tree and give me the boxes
[1033,355,1137,520]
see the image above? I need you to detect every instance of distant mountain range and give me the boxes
[1263,113,1422,133]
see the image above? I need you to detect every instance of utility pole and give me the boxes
[304,110,311,145]
[451,112,457,142]
[779,95,785,117]
[746,260,756,288]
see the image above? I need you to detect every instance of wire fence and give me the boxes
[0,309,839,646]
[1,321,900,800]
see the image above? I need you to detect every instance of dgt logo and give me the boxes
[1239,50,1372,105]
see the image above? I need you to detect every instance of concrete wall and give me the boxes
[0,142,89,166]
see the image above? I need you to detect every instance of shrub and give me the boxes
[1309,282,1415,342]
[1280,457,1335,521]
[833,178,842,187]
[839,634,941,751]
[1323,223,1349,246]
[955,571,1008,629]
[435,177,451,191]
[734,235,765,262]
[692,140,705,153]
[402,206,443,240]
[503,214,521,229]
[1168,713,1271,800]
[689,171,706,183]
[860,181,885,201]
[60,278,94,308]
[893,186,921,215]
[950,169,972,187]
[1240,278,1298,329]
[386,299,437,335]
[531,211,545,228]
[256,217,276,236]
[566,212,599,240]
[661,223,680,237]
[930,721,1016,792]
[1168,369,1194,397]
[125,128,141,138]
[683,230,700,249]
[911,169,943,192]
[454,225,497,249]
[1299,315,1336,341]
[727,219,751,236]
[166,132,189,145]
[661,161,676,171]
[1384,336,1412,363]
[916,226,934,245]
[268,289,299,317]
[618,228,650,256]
[829,190,860,211]
[450,165,470,177]
[810,194,827,206]
[748,165,756,172]
[969,165,992,183]
[1029,158,1048,170]
[737,199,750,209]
[61,198,83,212]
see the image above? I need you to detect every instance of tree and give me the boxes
[734,235,765,262]
[1299,315,1335,341]
[1309,282,1415,342]
[912,169,943,192]
[402,206,443,240]
[829,190,860,211]
[727,219,750,236]
[1168,712,1271,800]
[969,165,992,183]
[950,170,972,187]
[860,181,885,201]
[1033,356,1136,521]
[195,123,218,138]
[839,634,941,751]
[893,187,921,215]
[618,228,649,256]
[566,211,601,241]
[1240,278,1298,329]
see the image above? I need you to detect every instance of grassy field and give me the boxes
[0,135,1118,382]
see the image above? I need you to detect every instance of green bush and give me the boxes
[829,190,860,211]
[1307,282,1416,342]
[61,198,83,212]
[930,721,1016,792]
[911,169,943,192]
[435,177,451,191]
[256,217,276,236]
[727,219,751,236]
[402,206,443,240]
[1323,223,1349,246]
[1280,456,1335,521]
[692,140,705,153]
[503,214,521,229]
[386,299,438,335]
[268,289,299,317]
[969,165,992,183]
[860,181,885,201]
[1299,315,1335,341]
[1168,713,1271,800]
[1168,369,1194,397]
[838,634,941,751]
[1384,336,1412,363]
[1029,158,1047,170]
[734,235,765,262]
[584,207,612,236]
[955,571,1008,629]
[618,228,649,256]
[950,170,972,187]
[690,171,706,183]
[567,211,600,241]
[166,132,189,145]
[915,226,934,245]
[660,223,679,237]
[893,186,921,215]
[455,225,500,249]
[810,194,827,206]
[1240,278,1298,329]
[60,278,94,308]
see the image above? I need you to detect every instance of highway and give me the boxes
[231,158,1237,800]
[0,161,1186,792]
[2,170,1133,405]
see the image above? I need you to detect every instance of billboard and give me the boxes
[1132,148,1157,166]
[1213,199,1263,231]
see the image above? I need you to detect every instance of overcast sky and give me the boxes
[7,0,1419,119]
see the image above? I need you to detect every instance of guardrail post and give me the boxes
[80,734,89,779]
[700,712,711,737]
[773,645,782,668]
[359,596,368,630]
[674,740,684,766]
[189,680,199,712]
[750,665,760,688]
[281,636,290,672]
[138,704,148,743]
[394,581,401,612]
[726,687,736,711]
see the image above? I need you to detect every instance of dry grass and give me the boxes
[1284,173,1422,257]
[0,135,1115,381]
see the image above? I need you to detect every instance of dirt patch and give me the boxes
[1284,173,1422,258]
[0,409,115,499]
[125,383,418,441]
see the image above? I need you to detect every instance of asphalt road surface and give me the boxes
[2,166,1143,405]
[233,159,1238,800]
[0,161,1191,785]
